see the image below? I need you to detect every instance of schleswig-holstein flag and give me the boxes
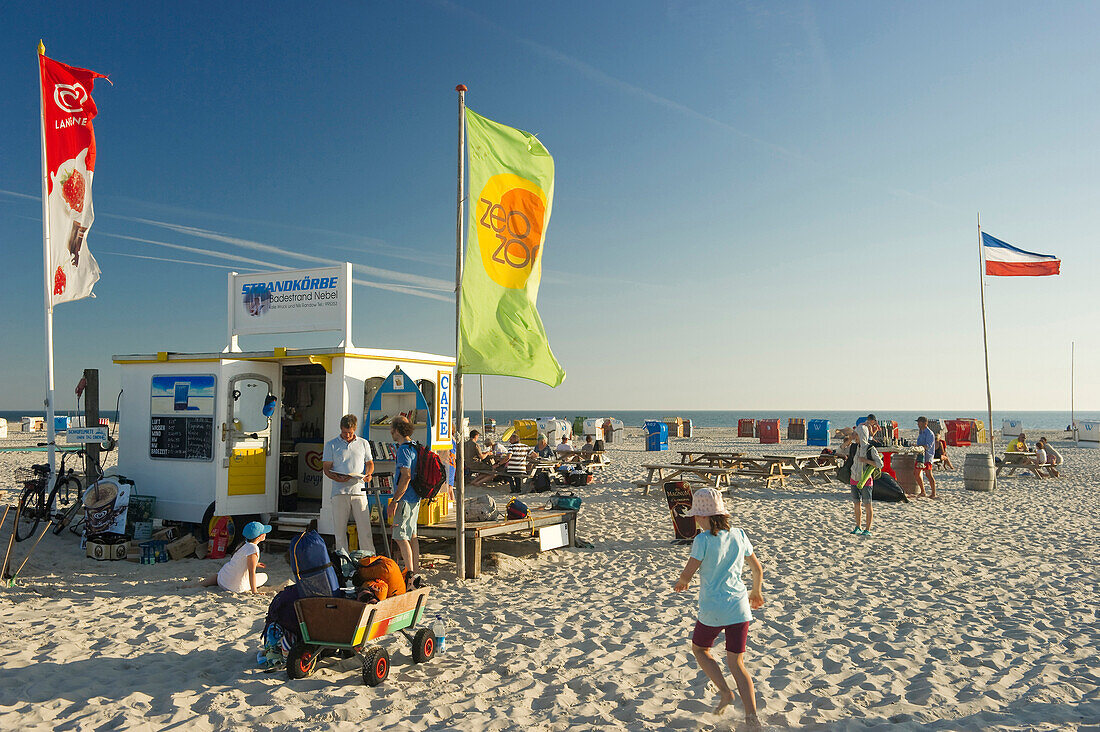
[458,109,565,387]
[982,232,1061,277]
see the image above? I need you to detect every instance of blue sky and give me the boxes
[2,1,1098,412]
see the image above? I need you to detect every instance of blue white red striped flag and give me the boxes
[982,232,1060,277]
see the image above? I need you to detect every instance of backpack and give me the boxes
[507,498,529,520]
[568,470,593,487]
[464,495,498,522]
[837,443,857,484]
[287,529,340,598]
[531,471,552,493]
[354,555,405,597]
[408,441,446,501]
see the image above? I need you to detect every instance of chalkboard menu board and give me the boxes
[150,416,214,461]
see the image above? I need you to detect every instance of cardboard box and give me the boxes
[151,527,178,543]
[167,534,198,561]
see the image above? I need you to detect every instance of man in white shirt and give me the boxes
[322,413,375,554]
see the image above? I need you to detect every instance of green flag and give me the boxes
[459,108,565,387]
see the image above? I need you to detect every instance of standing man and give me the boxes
[505,432,533,494]
[322,414,375,555]
[851,414,879,536]
[386,416,421,573]
[914,416,938,499]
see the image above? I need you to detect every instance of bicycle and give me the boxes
[14,449,90,543]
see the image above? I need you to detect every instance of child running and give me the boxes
[673,487,764,725]
[191,521,272,595]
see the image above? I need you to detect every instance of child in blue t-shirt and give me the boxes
[673,487,764,724]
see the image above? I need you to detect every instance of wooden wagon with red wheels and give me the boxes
[286,586,434,686]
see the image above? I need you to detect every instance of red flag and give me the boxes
[39,52,109,304]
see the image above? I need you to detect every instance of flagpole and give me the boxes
[38,40,57,482]
[480,375,485,432]
[1071,341,1077,443]
[453,84,468,581]
[976,214,996,476]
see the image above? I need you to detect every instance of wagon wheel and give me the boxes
[361,645,390,686]
[286,642,320,679]
[412,628,435,663]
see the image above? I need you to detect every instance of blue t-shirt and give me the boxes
[917,427,936,464]
[689,528,755,627]
[395,442,420,505]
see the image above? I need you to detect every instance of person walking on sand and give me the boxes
[673,487,764,727]
[914,416,938,498]
[386,416,421,573]
[851,414,879,536]
[322,414,375,555]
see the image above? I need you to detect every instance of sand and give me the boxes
[0,426,1097,730]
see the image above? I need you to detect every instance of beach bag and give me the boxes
[568,470,593,487]
[551,492,582,511]
[287,529,340,598]
[531,471,552,493]
[837,443,857,484]
[410,442,447,501]
[871,472,908,503]
[506,498,529,520]
[464,495,498,522]
[354,555,405,597]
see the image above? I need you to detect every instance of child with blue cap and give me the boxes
[193,521,272,595]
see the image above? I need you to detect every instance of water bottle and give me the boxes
[432,614,446,654]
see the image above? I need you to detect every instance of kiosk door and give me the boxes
[216,363,281,517]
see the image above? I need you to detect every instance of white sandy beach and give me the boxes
[0,426,1097,730]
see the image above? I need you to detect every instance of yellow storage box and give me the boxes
[417,492,449,526]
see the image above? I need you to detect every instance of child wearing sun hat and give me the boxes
[673,487,764,726]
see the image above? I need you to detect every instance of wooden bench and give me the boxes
[637,463,737,495]
[417,508,577,578]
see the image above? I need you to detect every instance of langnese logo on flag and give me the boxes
[39,51,109,305]
[982,232,1061,277]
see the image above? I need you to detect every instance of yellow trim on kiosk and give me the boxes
[114,351,455,368]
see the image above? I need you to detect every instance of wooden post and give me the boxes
[84,368,100,481]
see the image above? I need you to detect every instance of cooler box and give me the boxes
[643,420,668,451]
[1002,419,1023,438]
[1079,420,1100,447]
[758,419,780,444]
[737,419,755,438]
[786,418,805,440]
[945,420,971,447]
[807,419,830,447]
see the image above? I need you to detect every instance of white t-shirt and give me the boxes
[1035,447,1047,465]
[217,541,259,593]
[322,435,374,497]
[555,442,572,454]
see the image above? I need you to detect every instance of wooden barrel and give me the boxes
[964,452,996,492]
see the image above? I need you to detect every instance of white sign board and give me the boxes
[229,264,351,340]
[538,523,570,551]
[65,427,109,444]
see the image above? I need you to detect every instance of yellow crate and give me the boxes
[417,492,449,526]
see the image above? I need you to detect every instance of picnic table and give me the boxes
[760,453,843,488]
[636,462,738,495]
[997,451,1057,479]
[676,451,743,468]
[417,508,577,579]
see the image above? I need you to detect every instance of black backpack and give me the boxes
[408,441,447,501]
[837,442,857,484]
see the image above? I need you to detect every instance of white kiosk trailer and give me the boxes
[112,265,454,541]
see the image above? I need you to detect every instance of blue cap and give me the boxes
[243,521,272,540]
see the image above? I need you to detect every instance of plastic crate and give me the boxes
[417,492,449,526]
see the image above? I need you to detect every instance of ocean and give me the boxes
[3,409,1093,433]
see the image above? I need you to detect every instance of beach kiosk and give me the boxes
[112,265,455,540]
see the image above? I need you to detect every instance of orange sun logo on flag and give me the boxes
[475,174,548,289]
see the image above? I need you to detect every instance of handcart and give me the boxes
[286,586,434,686]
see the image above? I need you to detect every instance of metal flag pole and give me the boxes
[38,40,57,483]
[453,84,468,581]
[1071,341,1077,443]
[976,214,996,475]
[480,375,485,432]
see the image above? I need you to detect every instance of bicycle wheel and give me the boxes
[50,478,83,535]
[15,484,44,542]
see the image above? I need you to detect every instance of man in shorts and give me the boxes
[386,416,421,573]
[914,416,937,498]
[851,414,879,536]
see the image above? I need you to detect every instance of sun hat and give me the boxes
[243,521,272,540]
[684,487,730,517]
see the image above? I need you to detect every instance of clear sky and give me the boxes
[2,1,1097,413]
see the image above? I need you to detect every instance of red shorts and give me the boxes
[915,461,932,471]
[692,620,750,653]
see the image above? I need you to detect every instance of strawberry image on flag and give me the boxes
[39,48,109,305]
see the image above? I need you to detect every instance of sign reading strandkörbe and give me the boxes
[231,265,349,337]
